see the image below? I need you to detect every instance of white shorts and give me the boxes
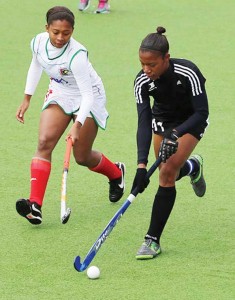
[42,84,109,129]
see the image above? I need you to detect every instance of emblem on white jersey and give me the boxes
[149,82,157,91]
[60,68,71,76]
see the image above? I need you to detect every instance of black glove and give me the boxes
[159,131,178,163]
[131,168,150,194]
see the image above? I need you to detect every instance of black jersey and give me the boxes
[134,58,209,164]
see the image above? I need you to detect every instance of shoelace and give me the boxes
[144,239,153,247]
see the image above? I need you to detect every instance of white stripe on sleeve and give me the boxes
[174,64,202,96]
[134,73,150,103]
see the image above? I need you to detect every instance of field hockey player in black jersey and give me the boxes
[131,26,209,259]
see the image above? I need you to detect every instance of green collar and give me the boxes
[46,38,70,60]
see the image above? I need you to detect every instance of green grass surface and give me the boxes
[0,0,234,299]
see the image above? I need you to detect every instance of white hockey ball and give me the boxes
[87,266,100,279]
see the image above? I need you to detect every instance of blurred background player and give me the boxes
[78,0,110,13]
[131,26,209,259]
[15,6,125,225]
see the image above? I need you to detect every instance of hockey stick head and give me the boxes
[61,207,71,224]
[74,256,84,272]
[74,249,97,272]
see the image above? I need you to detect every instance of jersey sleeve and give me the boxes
[24,54,43,95]
[24,36,43,95]
[70,50,94,125]
[134,76,152,165]
[175,66,209,136]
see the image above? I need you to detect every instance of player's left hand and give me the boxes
[159,131,179,163]
[67,121,82,144]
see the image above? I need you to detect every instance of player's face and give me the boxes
[46,20,74,48]
[139,50,170,80]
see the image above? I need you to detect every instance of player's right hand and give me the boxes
[131,168,150,194]
[16,102,29,123]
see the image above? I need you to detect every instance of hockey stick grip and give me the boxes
[64,138,73,170]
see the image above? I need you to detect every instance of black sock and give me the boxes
[176,159,199,181]
[146,186,176,245]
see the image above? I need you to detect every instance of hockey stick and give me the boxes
[74,157,162,272]
[61,138,73,224]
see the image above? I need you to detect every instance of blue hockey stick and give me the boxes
[74,157,162,272]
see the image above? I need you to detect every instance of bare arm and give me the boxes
[16,94,32,124]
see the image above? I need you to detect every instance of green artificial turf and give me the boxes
[0,0,234,299]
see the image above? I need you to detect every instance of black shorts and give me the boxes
[151,118,207,141]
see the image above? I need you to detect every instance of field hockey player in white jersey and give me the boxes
[15,6,125,225]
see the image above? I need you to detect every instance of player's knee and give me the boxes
[74,154,89,166]
[37,137,53,153]
[159,163,178,185]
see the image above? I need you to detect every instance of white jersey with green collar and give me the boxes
[24,32,108,126]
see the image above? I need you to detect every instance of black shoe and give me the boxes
[16,199,42,225]
[109,162,126,202]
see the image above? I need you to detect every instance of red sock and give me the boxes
[29,158,51,206]
[89,154,121,180]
